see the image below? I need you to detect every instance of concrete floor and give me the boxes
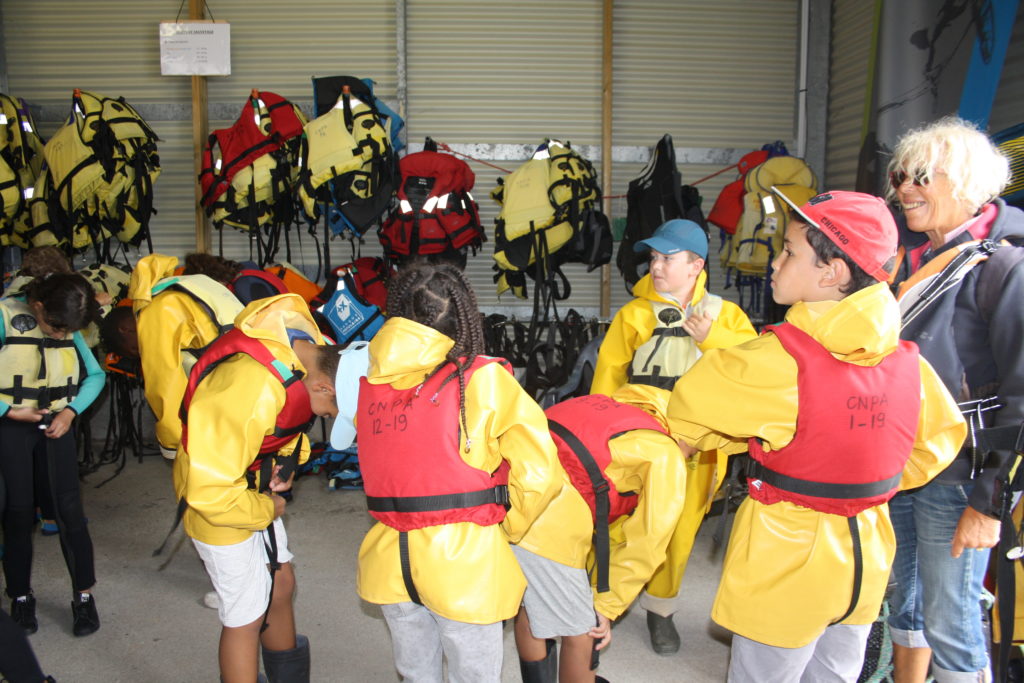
[19,454,733,682]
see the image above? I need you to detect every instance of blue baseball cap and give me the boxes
[633,219,708,259]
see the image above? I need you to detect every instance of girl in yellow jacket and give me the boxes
[666,191,966,681]
[354,262,561,682]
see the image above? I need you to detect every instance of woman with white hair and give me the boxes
[887,116,1022,682]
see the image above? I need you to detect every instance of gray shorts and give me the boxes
[512,545,596,638]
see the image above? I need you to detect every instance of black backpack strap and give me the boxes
[976,242,1024,323]
[548,419,612,593]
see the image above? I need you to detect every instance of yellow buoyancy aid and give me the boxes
[0,93,45,248]
[0,297,82,411]
[629,295,723,391]
[19,90,160,251]
[297,95,393,219]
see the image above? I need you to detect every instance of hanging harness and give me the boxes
[378,139,484,260]
[356,356,512,604]
[545,393,668,593]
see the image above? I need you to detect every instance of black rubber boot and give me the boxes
[646,611,680,655]
[519,638,557,682]
[261,633,310,683]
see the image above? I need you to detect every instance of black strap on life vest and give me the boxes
[0,376,77,409]
[399,531,422,605]
[548,419,614,593]
[3,336,76,381]
[979,421,1024,683]
[743,459,903,502]
[365,485,509,514]
[832,516,863,625]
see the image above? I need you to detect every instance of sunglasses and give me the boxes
[889,169,931,190]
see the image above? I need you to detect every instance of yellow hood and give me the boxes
[367,317,455,388]
[631,269,709,307]
[782,282,901,364]
[128,253,178,307]
[235,292,325,352]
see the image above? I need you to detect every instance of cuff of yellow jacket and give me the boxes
[160,445,178,461]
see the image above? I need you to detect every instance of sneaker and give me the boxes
[11,594,37,634]
[40,519,59,536]
[203,590,221,610]
[71,592,99,637]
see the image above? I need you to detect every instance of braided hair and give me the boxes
[386,261,485,451]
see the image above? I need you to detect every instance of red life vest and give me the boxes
[545,393,668,592]
[356,356,511,532]
[746,323,921,517]
[179,328,315,459]
[378,148,484,258]
[198,91,306,208]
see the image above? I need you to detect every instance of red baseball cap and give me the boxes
[772,188,898,281]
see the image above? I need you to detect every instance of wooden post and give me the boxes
[190,0,211,253]
[599,0,613,318]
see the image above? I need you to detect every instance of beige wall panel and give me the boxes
[825,0,873,191]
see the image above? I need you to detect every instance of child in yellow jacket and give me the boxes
[512,383,688,682]
[350,261,562,681]
[666,191,967,680]
[591,218,757,654]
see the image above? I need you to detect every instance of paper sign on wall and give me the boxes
[159,21,231,76]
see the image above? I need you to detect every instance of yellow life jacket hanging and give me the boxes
[491,139,601,299]
[297,84,397,237]
[19,89,160,260]
[0,93,45,249]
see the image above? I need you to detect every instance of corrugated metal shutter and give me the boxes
[3,0,396,271]
[4,0,799,321]
[825,0,874,191]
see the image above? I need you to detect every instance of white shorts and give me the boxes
[192,518,294,628]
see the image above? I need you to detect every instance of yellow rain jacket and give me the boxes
[666,282,967,648]
[516,382,688,620]
[356,317,562,624]
[129,253,243,450]
[591,270,757,603]
[172,294,321,546]
[590,270,757,396]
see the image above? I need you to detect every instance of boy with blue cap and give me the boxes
[591,218,757,654]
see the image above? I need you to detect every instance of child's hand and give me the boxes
[268,464,295,492]
[589,612,612,651]
[6,407,49,423]
[94,291,113,307]
[681,311,713,343]
[44,408,75,439]
[270,493,287,519]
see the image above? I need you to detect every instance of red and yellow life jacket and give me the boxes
[545,393,668,592]
[179,327,314,459]
[199,91,306,209]
[356,356,512,532]
[746,323,921,517]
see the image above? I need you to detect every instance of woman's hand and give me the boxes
[44,408,75,439]
[951,505,1001,558]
